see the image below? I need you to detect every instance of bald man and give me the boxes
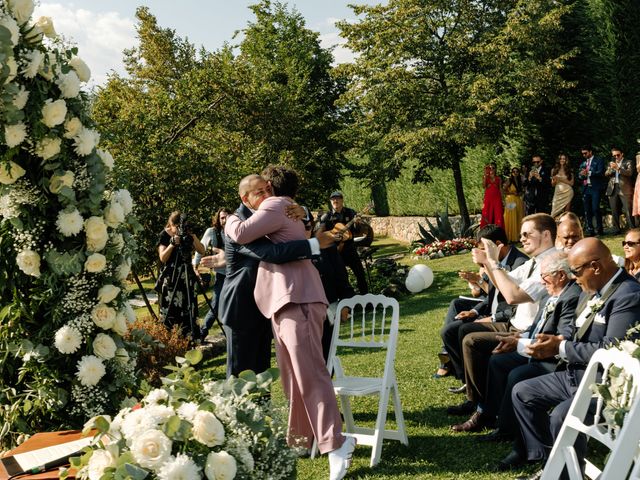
[503,238,640,479]
[556,215,583,251]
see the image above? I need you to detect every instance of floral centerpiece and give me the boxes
[413,238,476,259]
[66,351,297,480]
[0,0,141,446]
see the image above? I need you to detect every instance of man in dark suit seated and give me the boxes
[504,238,640,480]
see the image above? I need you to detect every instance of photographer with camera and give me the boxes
[156,211,205,341]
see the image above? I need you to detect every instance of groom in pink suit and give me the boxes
[225,166,356,480]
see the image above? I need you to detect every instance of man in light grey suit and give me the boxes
[605,146,635,233]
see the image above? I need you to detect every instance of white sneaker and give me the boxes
[328,436,356,480]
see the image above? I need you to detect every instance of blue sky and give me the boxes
[33,1,382,86]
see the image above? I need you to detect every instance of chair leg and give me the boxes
[391,383,409,445]
[370,388,391,467]
[340,395,356,433]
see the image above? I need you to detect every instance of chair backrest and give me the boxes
[542,347,640,480]
[326,294,400,380]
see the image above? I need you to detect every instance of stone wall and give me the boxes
[367,215,480,244]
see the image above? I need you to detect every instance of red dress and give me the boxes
[480,176,504,228]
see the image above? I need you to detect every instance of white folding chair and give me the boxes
[321,293,408,467]
[541,348,640,480]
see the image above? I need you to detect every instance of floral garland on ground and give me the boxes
[0,0,141,446]
[413,238,476,259]
[68,352,297,480]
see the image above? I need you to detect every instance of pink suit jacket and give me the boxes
[225,196,328,318]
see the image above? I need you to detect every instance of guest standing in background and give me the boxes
[633,152,640,226]
[523,155,550,215]
[623,228,640,280]
[605,146,636,233]
[480,163,504,228]
[503,167,525,243]
[578,145,605,236]
[550,154,575,218]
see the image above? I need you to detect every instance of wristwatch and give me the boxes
[492,264,506,272]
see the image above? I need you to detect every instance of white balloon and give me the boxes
[405,271,426,293]
[410,264,434,289]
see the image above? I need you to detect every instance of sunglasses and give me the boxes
[622,240,640,247]
[569,258,599,277]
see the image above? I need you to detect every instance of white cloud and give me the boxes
[34,3,136,86]
[319,30,357,65]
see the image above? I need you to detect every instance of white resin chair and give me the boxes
[541,348,640,480]
[322,294,408,467]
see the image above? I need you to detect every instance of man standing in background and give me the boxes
[578,145,606,236]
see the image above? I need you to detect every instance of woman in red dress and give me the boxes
[480,163,504,228]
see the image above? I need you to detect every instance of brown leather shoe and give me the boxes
[451,411,494,432]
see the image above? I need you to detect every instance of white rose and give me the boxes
[96,149,114,170]
[56,208,83,236]
[204,451,237,480]
[176,402,199,423]
[104,201,124,227]
[92,333,117,360]
[7,0,34,25]
[87,449,115,480]
[41,99,67,127]
[91,303,116,330]
[98,284,121,304]
[113,189,133,215]
[49,170,74,194]
[34,16,56,38]
[619,340,639,356]
[54,325,82,354]
[85,252,107,273]
[21,49,43,78]
[192,410,225,447]
[112,313,128,336]
[115,259,131,281]
[12,85,29,110]
[16,249,40,277]
[0,161,26,184]
[73,127,100,156]
[56,70,80,98]
[4,122,27,149]
[63,117,82,138]
[130,429,172,470]
[76,355,106,386]
[84,216,108,252]
[145,389,169,406]
[6,56,17,82]
[69,56,91,82]
[38,52,57,80]
[114,347,129,365]
[0,15,19,45]
[35,137,61,161]
[157,454,200,480]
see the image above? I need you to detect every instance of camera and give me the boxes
[176,213,195,261]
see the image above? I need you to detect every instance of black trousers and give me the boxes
[440,297,485,379]
[223,321,272,378]
[341,244,368,294]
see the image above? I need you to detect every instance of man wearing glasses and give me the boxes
[605,146,635,233]
[578,145,606,236]
[508,238,640,480]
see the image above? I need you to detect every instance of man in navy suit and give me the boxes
[506,238,640,480]
[578,145,606,236]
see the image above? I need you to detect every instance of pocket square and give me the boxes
[594,313,606,324]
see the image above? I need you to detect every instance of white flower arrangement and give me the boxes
[67,354,298,480]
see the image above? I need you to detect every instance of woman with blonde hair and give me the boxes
[550,153,574,218]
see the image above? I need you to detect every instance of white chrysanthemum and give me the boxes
[145,389,169,406]
[12,85,29,110]
[85,216,108,252]
[35,137,61,160]
[56,70,80,99]
[114,347,129,365]
[104,201,124,228]
[4,122,27,148]
[130,429,172,470]
[21,49,43,78]
[7,0,34,25]
[158,453,200,480]
[98,284,121,304]
[146,404,175,425]
[0,160,25,184]
[176,402,199,423]
[91,303,116,330]
[113,189,133,215]
[73,127,100,156]
[54,325,82,354]
[192,410,225,447]
[96,149,114,170]
[69,56,91,82]
[16,249,40,277]
[56,208,83,237]
[87,449,115,480]
[85,252,107,273]
[64,117,82,138]
[49,170,74,194]
[76,355,106,386]
[115,259,131,281]
[41,99,67,128]
[204,451,237,480]
[92,333,117,360]
[34,16,56,38]
[0,15,19,45]
[112,313,128,336]
[6,56,17,82]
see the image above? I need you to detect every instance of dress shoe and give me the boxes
[478,428,513,442]
[446,400,476,415]
[451,411,494,432]
[516,468,544,480]
[329,436,356,480]
[432,367,452,379]
[497,449,527,471]
[448,383,467,394]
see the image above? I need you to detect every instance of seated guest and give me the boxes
[622,228,640,280]
[477,252,580,455]
[447,214,556,421]
[506,238,640,479]
[441,225,527,386]
[555,213,583,251]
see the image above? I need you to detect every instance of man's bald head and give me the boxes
[238,174,263,197]
[568,238,618,293]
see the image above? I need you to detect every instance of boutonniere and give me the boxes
[544,301,557,314]
[587,297,604,313]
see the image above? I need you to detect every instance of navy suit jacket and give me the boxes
[523,281,581,341]
[578,156,606,192]
[218,203,314,330]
